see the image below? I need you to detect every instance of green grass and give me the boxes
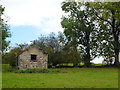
[2,67,118,88]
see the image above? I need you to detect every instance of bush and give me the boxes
[13,70,24,73]
[24,68,49,73]
[13,68,61,73]
[2,65,61,73]
[12,68,60,73]
[2,64,11,72]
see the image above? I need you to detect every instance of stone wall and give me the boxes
[18,47,48,70]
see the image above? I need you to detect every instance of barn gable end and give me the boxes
[18,46,48,70]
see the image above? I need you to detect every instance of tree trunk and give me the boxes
[113,30,119,66]
[111,10,120,66]
[84,46,91,67]
[114,49,119,66]
[84,32,91,67]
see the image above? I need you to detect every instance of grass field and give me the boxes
[2,65,118,88]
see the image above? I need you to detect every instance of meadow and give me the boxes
[2,64,118,88]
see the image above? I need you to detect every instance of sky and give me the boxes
[1,0,104,63]
[1,0,64,46]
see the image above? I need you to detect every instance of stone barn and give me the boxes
[17,46,48,70]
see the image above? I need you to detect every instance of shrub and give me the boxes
[13,68,61,73]
[25,68,49,73]
[2,64,11,72]
[13,70,25,73]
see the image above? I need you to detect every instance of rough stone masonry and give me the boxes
[18,46,48,70]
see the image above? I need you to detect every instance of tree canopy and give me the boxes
[61,1,120,66]
[89,2,120,66]
[61,1,98,67]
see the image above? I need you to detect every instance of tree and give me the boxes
[58,31,82,66]
[33,33,62,66]
[0,5,11,52]
[2,47,21,67]
[2,43,29,67]
[33,32,82,67]
[90,2,120,66]
[61,1,97,67]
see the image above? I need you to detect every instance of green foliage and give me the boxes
[61,1,97,67]
[10,68,61,73]
[15,68,49,73]
[33,32,82,66]
[2,64,11,72]
[32,32,61,66]
[61,1,120,66]
[2,43,29,67]
[2,47,22,67]
[0,5,11,52]
[89,2,120,66]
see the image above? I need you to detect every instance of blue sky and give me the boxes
[1,0,64,46]
[9,25,41,46]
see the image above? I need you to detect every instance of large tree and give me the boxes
[90,2,120,66]
[61,1,97,67]
[0,5,11,52]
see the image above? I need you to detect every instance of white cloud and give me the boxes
[27,41,33,45]
[1,0,64,34]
